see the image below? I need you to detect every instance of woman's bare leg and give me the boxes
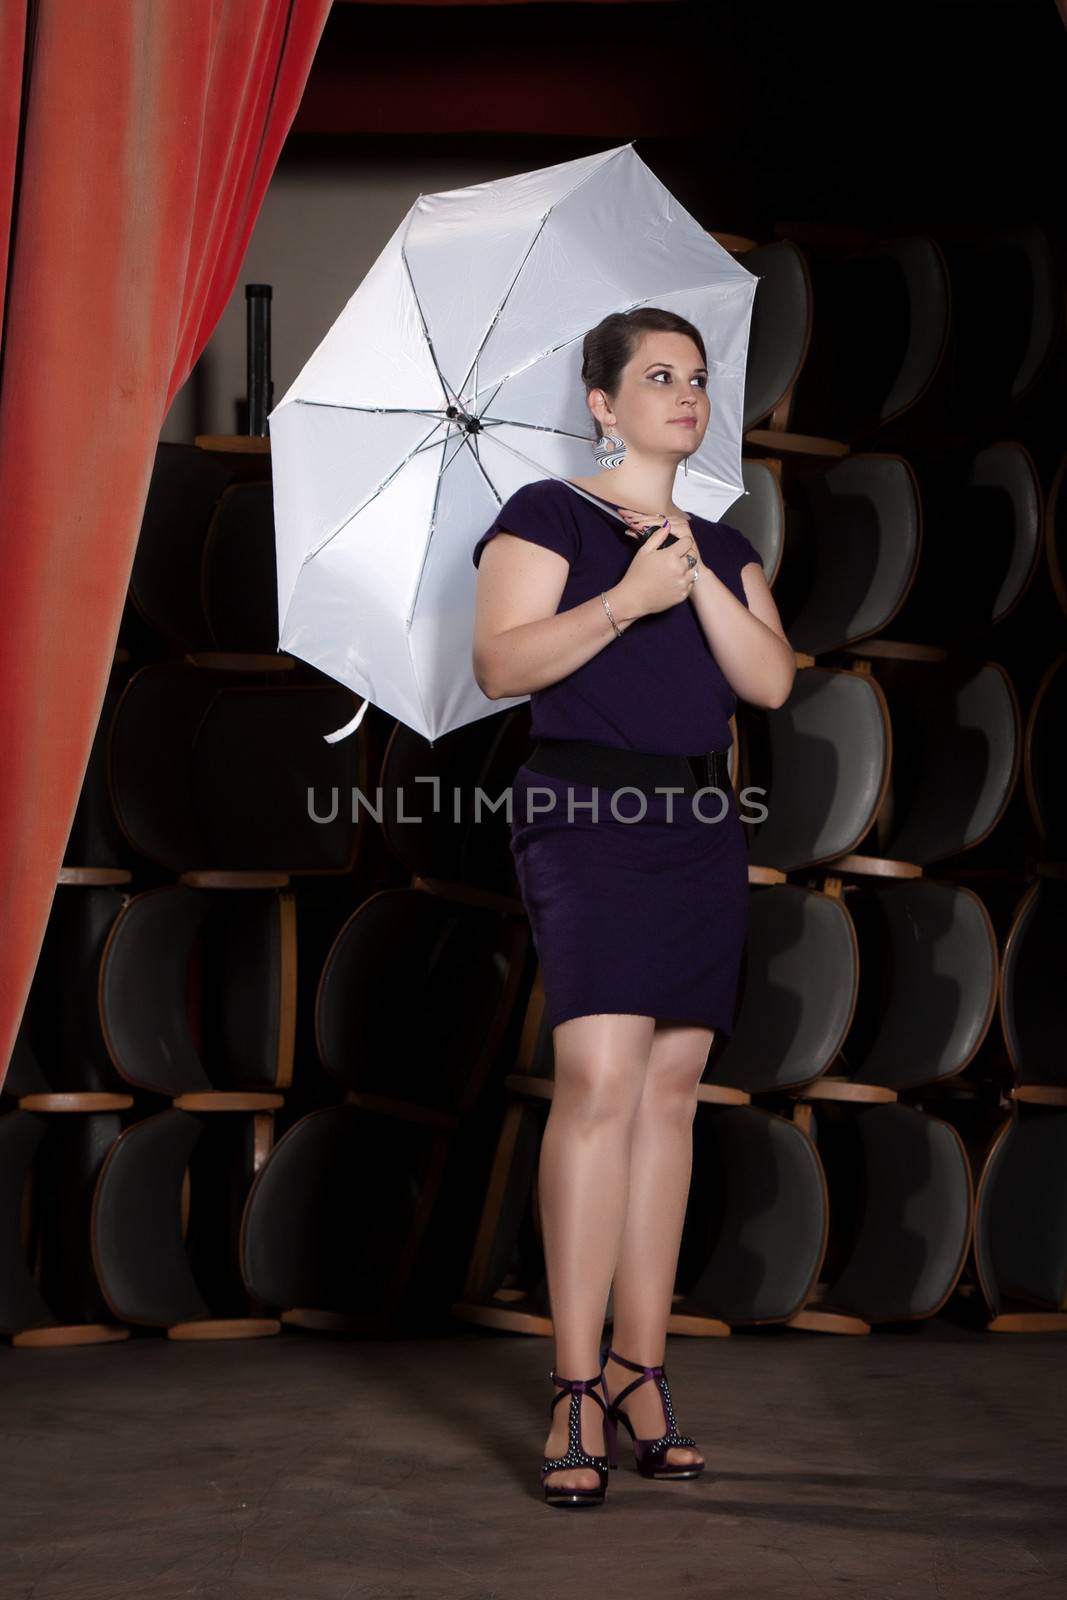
[540,1011,655,1493]
[602,1021,714,1469]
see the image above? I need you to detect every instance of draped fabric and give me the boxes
[0,1,332,1093]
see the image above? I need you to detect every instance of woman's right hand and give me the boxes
[615,514,698,616]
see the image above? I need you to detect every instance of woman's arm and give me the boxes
[687,558,795,710]
[472,532,641,701]
[616,509,795,710]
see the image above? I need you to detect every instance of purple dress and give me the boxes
[472,477,764,1035]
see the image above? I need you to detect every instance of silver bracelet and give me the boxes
[601,591,623,638]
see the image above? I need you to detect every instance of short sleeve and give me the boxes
[721,521,764,573]
[472,480,579,570]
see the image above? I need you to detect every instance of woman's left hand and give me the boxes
[616,507,703,581]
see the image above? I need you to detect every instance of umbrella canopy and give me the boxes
[268,142,757,744]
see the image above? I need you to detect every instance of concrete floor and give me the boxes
[2,1319,1066,1600]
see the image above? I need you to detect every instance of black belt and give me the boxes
[523,737,731,798]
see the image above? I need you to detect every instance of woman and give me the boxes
[471,307,794,1508]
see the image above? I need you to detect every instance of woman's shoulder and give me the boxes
[499,476,594,525]
[473,477,582,570]
[525,475,582,501]
[691,512,764,572]
[498,476,572,512]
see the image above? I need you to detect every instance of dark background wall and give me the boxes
[164,0,1066,440]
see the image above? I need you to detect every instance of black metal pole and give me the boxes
[246,283,273,437]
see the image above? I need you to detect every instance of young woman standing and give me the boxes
[472,307,793,1507]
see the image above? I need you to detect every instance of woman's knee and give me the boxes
[640,1027,715,1115]
[551,1017,652,1125]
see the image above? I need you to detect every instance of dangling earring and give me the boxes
[592,430,626,470]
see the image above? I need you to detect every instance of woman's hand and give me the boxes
[618,508,702,567]
[613,506,701,616]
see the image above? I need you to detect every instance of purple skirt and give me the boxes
[509,762,750,1034]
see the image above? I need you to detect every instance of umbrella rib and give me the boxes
[456,429,506,510]
[406,420,544,731]
[407,426,495,629]
[403,430,471,735]
[400,241,459,409]
[453,212,554,404]
[285,400,453,416]
[301,416,454,564]
[478,432,631,524]
[473,265,745,407]
[471,324,598,415]
[476,416,593,444]
[474,409,745,500]
[405,463,441,735]
[475,306,751,412]
[455,148,633,404]
[480,427,742,506]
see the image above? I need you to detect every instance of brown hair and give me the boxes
[580,307,708,440]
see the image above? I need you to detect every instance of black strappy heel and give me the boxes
[540,1369,618,1507]
[599,1345,705,1480]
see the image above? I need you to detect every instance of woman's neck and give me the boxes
[587,465,685,518]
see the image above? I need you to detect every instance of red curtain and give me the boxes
[0,0,332,1093]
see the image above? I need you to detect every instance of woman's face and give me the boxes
[591,331,710,459]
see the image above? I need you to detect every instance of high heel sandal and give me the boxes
[599,1345,705,1481]
[540,1369,619,1508]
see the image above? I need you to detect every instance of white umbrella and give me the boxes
[268,142,757,745]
